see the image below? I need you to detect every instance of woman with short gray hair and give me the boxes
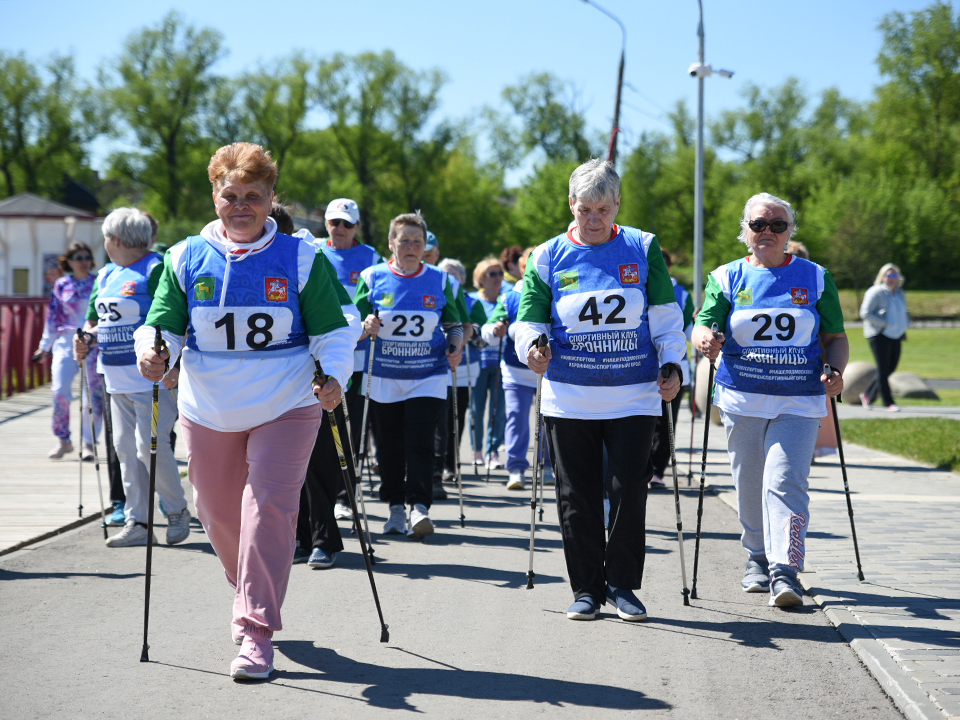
[515,159,686,622]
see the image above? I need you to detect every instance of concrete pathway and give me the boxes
[2,383,958,718]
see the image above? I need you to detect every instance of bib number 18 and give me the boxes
[213,312,274,350]
[191,306,294,351]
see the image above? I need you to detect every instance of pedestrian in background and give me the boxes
[470,257,507,469]
[859,263,909,412]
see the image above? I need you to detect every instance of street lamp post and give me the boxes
[581,0,626,164]
[687,0,733,310]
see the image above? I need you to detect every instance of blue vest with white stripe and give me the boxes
[182,234,309,358]
[362,263,449,380]
[95,254,162,366]
[714,257,824,396]
[543,227,659,387]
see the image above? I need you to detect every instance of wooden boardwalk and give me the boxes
[0,381,186,553]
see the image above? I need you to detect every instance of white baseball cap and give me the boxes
[325,198,360,224]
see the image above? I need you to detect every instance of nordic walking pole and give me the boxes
[690,323,720,600]
[78,330,108,539]
[450,349,466,528]
[486,323,506,482]
[314,362,389,643]
[75,330,88,518]
[357,310,379,484]
[465,343,478,475]
[663,365,691,606]
[341,396,375,562]
[526,333,549,590]
[825,363,865,581]
[141,325,167,663]
[687,350,700,485]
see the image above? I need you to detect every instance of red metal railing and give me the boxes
[0,298,51,398]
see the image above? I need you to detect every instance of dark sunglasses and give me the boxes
[329,218,356,229]
[885,271,899,278]
[71,255,93,262]
[486,270,504,277]
[747,218,790,234]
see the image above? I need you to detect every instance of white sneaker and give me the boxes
[165,507,191,545]
[487,453,503,470]
[105,519,156,548]
[334,502,353,521]
[48,439,73,459]
[409,504,434,539]
[541,467,555,486]
[383,504,407,535]
[506,471,525,490]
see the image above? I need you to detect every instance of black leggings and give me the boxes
[865,334,902,407]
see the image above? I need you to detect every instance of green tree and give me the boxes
[0,52,95,198]
[100,11,223,220]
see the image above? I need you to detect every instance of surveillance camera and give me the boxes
[687,62,701,77]
[716,69,735,78]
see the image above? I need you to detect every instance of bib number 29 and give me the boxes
[752,312,795,342]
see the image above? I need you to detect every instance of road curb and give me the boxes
[800,576,947,720]
[712,484,947,720]
[0,512,102,558]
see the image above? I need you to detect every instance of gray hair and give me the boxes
[438,258,466,285]
[874,262,905,288]
[738,193,797,247]
[569,159,621,204]
[387,210,428,243]
[102,208,153,249]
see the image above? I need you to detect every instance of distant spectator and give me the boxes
[270,202,295,235]
[787,241,809,259]
[500,245,523,285]
[859,263,909,411]
[423,231,440,266]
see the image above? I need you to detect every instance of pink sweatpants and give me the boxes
[180,404,322,633]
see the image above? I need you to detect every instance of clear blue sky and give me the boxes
[0,0,940,171]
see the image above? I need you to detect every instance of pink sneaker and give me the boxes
[230,624,274,680]
[859,393,871,409]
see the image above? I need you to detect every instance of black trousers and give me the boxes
[297,403,358,553]
[649,388,686,478]
[102,390,125,504]
[866,334,902,407]
[434,386,470,481]
[372,395,445,509]
[334,370,366,505]
[546,414,657,602]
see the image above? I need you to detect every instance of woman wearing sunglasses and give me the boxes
[859,263,908,411]
[693,192,848,608]
[34,243,103,460]
[469,258,508,469]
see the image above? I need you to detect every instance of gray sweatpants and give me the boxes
[720,411,820,580]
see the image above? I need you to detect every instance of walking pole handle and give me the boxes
[824,363,843,403]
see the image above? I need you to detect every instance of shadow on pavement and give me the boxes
[270,642,670,712]
[359,559,565,589]
[0,568,142,581]
[646,605,838,649]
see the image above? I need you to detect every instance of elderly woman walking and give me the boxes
[516,159,685,622]
[136,142,357,680]
[693,192,847,607]
[353,212,465,538]
[859,263,909,411]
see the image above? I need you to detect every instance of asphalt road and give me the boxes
[2,473,903,719]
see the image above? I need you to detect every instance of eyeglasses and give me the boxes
[329,219,356,229]
[486,270,504,278]
[71,255,93,262]
[747,218,790,234]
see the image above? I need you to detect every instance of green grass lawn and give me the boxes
[898,388,960,407]
[837,289,960,321]
[847,328,960,379]
[840,418,960,471]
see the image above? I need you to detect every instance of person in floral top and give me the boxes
[34,243,103,459]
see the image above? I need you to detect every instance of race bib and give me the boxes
[729,307,815,348]
[377,310,439,342]
[555,288,645,334]
[95,297,142,328]
[191,306,295,352]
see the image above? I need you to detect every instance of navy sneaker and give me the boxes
[741,559,770,593]
[606,586,647,621]
[292,546,311,565]
[769,577,804,607]
[307,548,338,569]
[567,595,599,620]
